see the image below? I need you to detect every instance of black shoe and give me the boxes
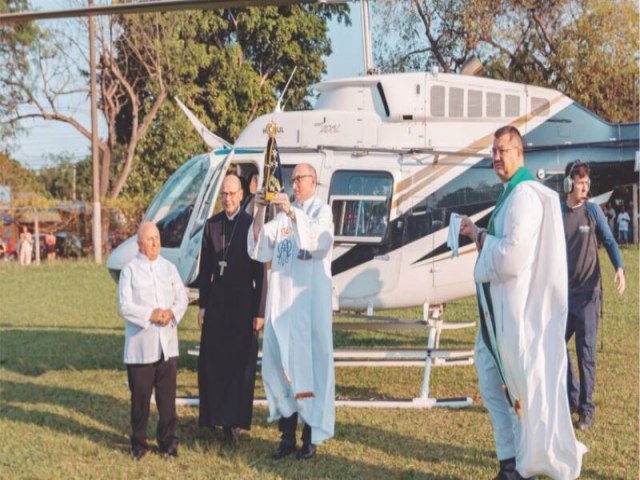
[159,443,179,458]
[271,441,296,460]
[493,457,530,480]
[130,447,148,460]
[576,414,593,430]
[296,443,316,460]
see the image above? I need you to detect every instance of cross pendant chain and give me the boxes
[218,260,227,276]
[219,218,238,277]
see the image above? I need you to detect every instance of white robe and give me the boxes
[248,196,335,444]
[474,181,587,479]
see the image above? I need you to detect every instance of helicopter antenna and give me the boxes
[274,66,298,113]
[361,0,377,75]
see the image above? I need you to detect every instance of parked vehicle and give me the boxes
[35,232,84,259]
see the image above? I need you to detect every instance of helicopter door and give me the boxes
[329,170,397,306]
[174,150,231,285]
[142,151,228,286]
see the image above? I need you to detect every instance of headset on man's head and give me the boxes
[563,160,591,194]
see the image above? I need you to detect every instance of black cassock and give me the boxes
[197,210,264,430]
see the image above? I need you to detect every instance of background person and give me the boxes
[460,126,585,479]
[248,163,335,461]
[561,160,625,431]
[197,175,265,442]
[45,231,56,261]
[118,221,188,460]
[616,205,630,244]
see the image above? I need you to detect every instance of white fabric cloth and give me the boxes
[118,252,188,364]
[474,181,587,480]
[248,196,335,444]
[447,213,462,257]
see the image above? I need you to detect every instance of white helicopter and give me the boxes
[5,0,635,314]
[9,0,636,408]
[105,64,638,313]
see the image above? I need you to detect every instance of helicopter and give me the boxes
[4,0,636,313]
[105,66,638,314]
[6,0,638,409]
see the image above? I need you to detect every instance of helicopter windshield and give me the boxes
[144,154,210,248]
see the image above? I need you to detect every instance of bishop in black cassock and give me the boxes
[197,175,265,439]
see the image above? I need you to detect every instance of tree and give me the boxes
[0,0,41,141]
[36,152,92,201]
[0,150,44,199]
[119,4,350,199]
[373,0,638,122]
[4,4,349,204]
[4,10,211,200]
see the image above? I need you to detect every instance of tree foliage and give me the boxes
[119,4,349,199]
[0,0,41,142]
[373,0,638,122]
[0,150,46,201]
[4,3,349,203]
[36,153,93,202]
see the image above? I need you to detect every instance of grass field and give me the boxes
[0,248,638,479]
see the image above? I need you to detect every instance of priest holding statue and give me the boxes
[248,122,335,461]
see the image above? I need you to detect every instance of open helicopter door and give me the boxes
[173,149,235,291]
[136,150,230,297]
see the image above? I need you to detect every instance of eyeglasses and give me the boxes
[290,175,314,186]
[491,146,520,157]
[221,190,240,197]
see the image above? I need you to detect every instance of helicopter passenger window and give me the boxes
[487,93,501,117]
[449,87,464,117]
[468,90,483,117]
[430,86,445,117]
[506,95,520,117]
[329,171,393,244]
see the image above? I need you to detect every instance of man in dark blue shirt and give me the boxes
[561,160,625,431]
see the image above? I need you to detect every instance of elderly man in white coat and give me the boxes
[118,221,188,460]
[249,163,334,461]
[460,126,586,480]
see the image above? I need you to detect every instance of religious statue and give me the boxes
[262,121,283,202]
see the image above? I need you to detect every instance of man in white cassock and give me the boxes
[248,163,334,461]
[461,126,587,480]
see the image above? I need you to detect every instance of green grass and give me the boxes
[0,248,637,479]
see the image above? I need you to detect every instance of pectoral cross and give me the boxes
[218,260,227,276]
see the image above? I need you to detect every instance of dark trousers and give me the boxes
[126,356,178,450]
[565,289,600,417]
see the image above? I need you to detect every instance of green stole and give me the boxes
[477,167,535,408]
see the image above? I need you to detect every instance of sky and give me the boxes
[9,1,365,170]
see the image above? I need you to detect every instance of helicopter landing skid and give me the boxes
[180,309,475,409]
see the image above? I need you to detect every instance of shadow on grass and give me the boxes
[0,379,129,449]
[178,414,470,479]
[0,328,124,375]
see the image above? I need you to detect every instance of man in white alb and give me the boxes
[249,163,335,460]
[460,126,586,479]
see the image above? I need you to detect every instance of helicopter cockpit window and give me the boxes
[144,154,210,248]
[329,171,393,244]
